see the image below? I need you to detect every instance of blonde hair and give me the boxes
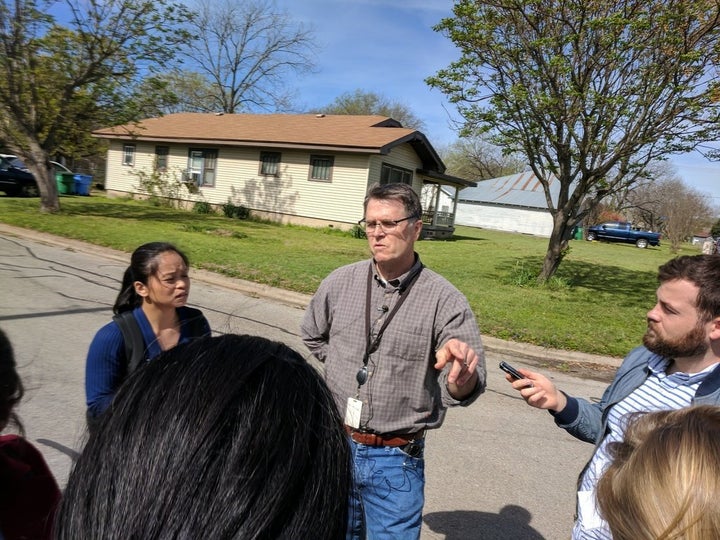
[597,405,720,540]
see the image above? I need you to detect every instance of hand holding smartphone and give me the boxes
[499,361,532,387]
[499,361,524,379]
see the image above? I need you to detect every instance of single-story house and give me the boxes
[93,113,475,239]
[454,171,562,237]
[692,230,713,245]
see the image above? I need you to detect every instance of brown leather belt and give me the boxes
[345,426,425,447]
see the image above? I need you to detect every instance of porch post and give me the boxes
[451,187,459,227]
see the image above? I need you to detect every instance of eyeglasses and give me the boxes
[358,215,417,233]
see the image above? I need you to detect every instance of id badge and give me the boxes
[345,397,363,429]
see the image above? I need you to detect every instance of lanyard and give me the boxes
[362,262,423,366]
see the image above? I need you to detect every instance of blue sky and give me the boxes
[276,0,720,204]
[278,0,460,145]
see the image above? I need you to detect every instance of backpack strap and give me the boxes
[181,307,208,339]
[113,308,207,375]
[112,311,146,374]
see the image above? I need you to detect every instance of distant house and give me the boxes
[93,113,475,239]
[455,171,563,237]
[692,230,712,245]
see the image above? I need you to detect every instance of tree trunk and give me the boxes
[26,144,61,213]
[38,168,61,213]
[537,213,572,283]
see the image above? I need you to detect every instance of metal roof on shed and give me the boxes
[458,171,561,209]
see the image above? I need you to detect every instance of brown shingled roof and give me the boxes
[92,113,419,152]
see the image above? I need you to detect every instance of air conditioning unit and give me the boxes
[181,170,201,185]
[181,170,201,193]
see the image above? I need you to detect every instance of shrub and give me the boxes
[132,168,188,208]
[222,201,250,219]
[193,201,213,214]
[350,224,367,239]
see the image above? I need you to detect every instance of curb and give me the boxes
[0,223,623,371]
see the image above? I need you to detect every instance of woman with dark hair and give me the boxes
[0,328,61,539]
[59,334,352,539]
[85,242,210,427]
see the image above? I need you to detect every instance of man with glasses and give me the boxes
[301,182,486,539]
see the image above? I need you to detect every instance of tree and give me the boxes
[621,163,716,251]
[181,0,316,113]
[612,161,675,232]
[427,0,720,282]
[439,135,524,180]
[648,179,715,251]
[317,89,426,132]
[0,0,191,212]
[590,160,716,250]
[146,70,218,114]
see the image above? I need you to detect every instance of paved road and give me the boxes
[0,230,611,539]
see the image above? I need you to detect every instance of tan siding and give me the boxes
[292,152,371,223]
[103,140,425,227]
[105,141,141,193]
[369,143,424,194]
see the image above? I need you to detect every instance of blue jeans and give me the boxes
[347,438,425,540]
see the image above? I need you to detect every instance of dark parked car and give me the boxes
[0,154,38,197]
[0,155,80,197]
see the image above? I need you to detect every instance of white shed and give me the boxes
[455,171,561,237]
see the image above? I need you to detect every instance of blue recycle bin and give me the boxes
[73,174,93,196]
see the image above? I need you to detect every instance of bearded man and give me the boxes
[505,255,720,540]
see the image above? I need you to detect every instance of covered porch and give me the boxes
[418,170,476,240]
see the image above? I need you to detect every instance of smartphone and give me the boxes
[499,361,525,381]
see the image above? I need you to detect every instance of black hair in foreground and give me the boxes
[56,334,351,539]
[0,327,24,434]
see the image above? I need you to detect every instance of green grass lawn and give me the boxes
[0,195,700,357]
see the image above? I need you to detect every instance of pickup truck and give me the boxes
[586,221,661,249]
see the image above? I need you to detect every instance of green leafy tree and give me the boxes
[317,89,426,132]
[427,0,720,282]
[0,0,192,212]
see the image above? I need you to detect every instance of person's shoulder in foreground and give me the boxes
[0,328,60,540]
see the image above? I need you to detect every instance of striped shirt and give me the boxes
[573,356,718,539]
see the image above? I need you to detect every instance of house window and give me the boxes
[187,148,218,187]
[309,155,334,182]
[260,151,281,176]
[155,146,169,171]
[381,163,412,185]
[123,145,135,166]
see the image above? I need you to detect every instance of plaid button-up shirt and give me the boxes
[301,256,486,435]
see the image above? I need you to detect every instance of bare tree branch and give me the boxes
[182,0,317,113]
